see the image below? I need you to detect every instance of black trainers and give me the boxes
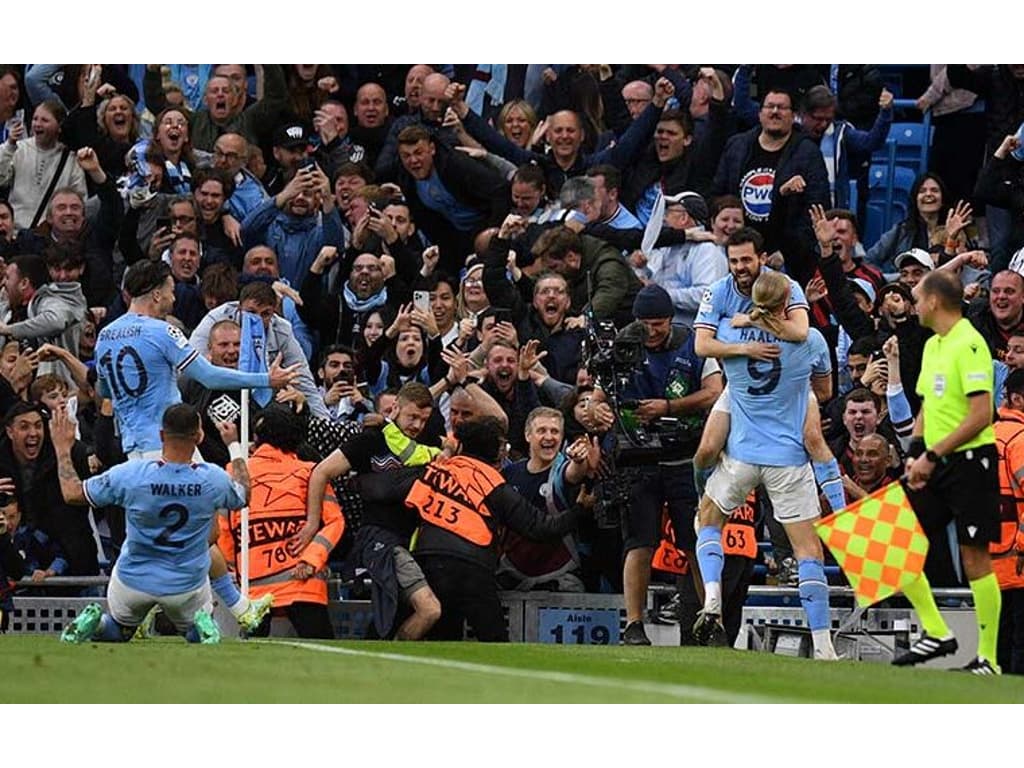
[961,657,1000,675]
[656,594,681,624]
[892,633,958,666]
[692,610,728,647]
[621,620,651,646]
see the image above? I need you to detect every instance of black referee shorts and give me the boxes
[905,444,1000,548]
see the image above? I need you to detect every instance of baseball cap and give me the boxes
[877,281,913,305]
[849,277,877,307]
[664,190,709,227]
[895,248,933,271]
[273,122,310,149]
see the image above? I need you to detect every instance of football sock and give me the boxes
[969,572,1001,664]
[798,558,830,631]
[902,574,951,639]
[185,624,200,644]
[812,458,845,513]
[696,526,723,613]
[211,573,248,617]
[97,614,127,642]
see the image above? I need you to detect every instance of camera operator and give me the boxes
[615,284,723,645]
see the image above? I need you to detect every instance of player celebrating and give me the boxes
[54,405,249,645]
[96,260,296,630]
[693,268,838,659]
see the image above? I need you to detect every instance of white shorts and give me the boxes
[106,569,213,633]
[705,453,821,524]
[711,383,731,416]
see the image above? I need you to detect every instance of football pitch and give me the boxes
[2,635,1023,703]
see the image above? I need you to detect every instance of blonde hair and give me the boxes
[748,270,791,337]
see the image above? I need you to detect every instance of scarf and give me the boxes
[466,64,508,116]
[343,283,388,313]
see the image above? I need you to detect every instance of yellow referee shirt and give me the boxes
[916,317,995,451]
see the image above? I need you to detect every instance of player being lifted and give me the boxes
[692,254,839,659]
[95,261,299,630]
[56,405,249,644]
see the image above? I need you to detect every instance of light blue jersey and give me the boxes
[693,268,808,334]
[96,314,198,454]
[84,460,245,595]
[718,326,831,466]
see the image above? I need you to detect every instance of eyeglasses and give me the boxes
[171,215,196,224]
[762,104,792,113]
[214,150,242,161]
[537,286,566,296]
[623,98,651,107]
[464,278,483,287]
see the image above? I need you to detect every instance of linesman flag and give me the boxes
[239,311,273,408]
[815,481,929,607]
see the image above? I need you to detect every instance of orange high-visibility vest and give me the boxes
[993,410,1024,590]
[652,494,758,575]
[405,456,505,546]
[218,444,344,606]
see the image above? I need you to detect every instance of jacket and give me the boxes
[240,197,345,288]
[713,124,830,286]
[218,444,344,606]
[974,155,1024,256]
[993,409,1024,590]
[564,233,641,324]
[643,239,727,329]
[0,138,87,230]
[863,218,929,278]
[2,281,86,384]
[189,302,330,419]
[461,99,662,196]
[947,65,1024,152]
[359,457,581,573]
[819,111,893,209]
[374,112,459,181]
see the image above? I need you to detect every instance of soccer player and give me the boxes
[693,269,839,660]
[97,260,299,458]
[896,270,1002,674]
[54,404,249,645]
[97,260,295,629]
[691,226,847,518]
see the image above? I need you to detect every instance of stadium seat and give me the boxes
[863,163,916,247]
[871,123,932,176]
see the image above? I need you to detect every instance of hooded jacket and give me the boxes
[2,281,86,383]
[240,197,345,288]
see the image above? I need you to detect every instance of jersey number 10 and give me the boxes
[99,346,149,398]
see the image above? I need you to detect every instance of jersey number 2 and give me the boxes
[154,503,190,549]
[99,346,149,398]
[746,358,782,395]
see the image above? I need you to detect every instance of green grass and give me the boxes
[2,635,1023,703]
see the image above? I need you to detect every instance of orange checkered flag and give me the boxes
[814,481,929,608]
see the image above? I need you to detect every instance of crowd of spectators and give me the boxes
[1,64,1022,653]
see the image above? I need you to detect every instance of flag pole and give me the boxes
[240,388,250,599]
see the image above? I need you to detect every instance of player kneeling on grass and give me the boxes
[53,404,250,645]
[693,270,838,659]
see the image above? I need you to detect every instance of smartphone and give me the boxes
[413,291,430,313]
[491,307,512,325]
[870,349,886,364]
[4,108,24,136]
[155,216,172,232]
[368,204,382,219]
[299,157,317,172]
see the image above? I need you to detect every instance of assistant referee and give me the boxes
[894,269,1002,674]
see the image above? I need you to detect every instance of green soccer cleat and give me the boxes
[238,593,274,633]
[132,604,161,641]
[60,603,103,644]
[192,610,221,645]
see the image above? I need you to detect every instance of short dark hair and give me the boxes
[238,281,277,308]
[12,254,50,290]
[761,88,794,109]
[512,163,545,190]
[825,208,859,237]
[162,403,201,438]
[1006,368,1024,399]
[848,336,879,358]
[418,271,457,295]
[656,107,693,137]
[332,161,374,187]
[586,164,621,191]
[4,401,46,428]
[319,344,354,369]
[193,167,236,200]
[375,386,401,411]
[844,387,880,412]
[170,233,200,252]
[802,85,836,113]
[725,227,764,254]
[919,269,963,311]
[124,260,172,298]
[43,243,84,271]
[710,195,742,221]
[253,404,304,454]
[455,416,507,465]
[201,263,238,305]
[0,199,13,220]
[397,125,432,146]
